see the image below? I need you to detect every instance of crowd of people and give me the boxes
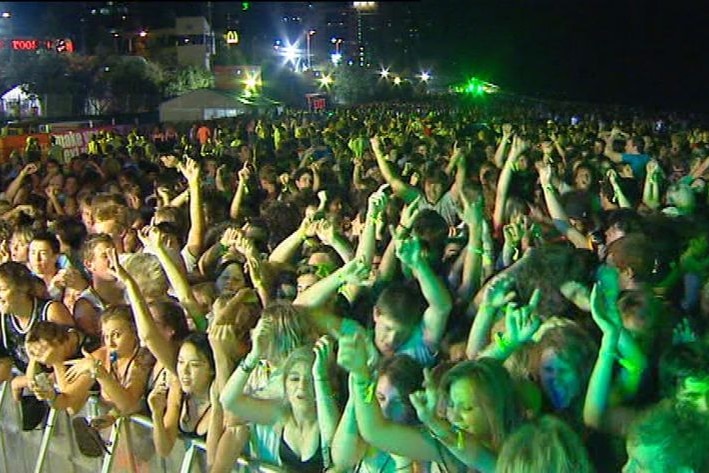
[1,95,709,472]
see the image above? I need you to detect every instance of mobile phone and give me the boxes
[34,372,53,392]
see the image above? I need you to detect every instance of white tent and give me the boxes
[1,85,42,119]
[158,89,250,123]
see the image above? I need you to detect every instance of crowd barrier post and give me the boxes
[178,442,198,473]
[33,407,58,473]
[100,416,125,473]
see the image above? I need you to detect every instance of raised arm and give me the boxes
[336,333,442,463]
[607,170,632,209]
[642,160,662,210]
[493,136,526,233]
[396,236,453,349]
[179,157,205,260]
[314,218,354,264]
[602,129,624,163]
[219,317,284,424]
[312,336,341,468]
[140,227,208,332]
[371,136,420,204]
[229,164,250,221]
[456,191,484,303]
[268,214,315,265]
[5,163,38,204]
[493,124,514,169]
[108,248,178,375]
[538,162,589,249]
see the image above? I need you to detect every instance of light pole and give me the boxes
[306,29,315,70]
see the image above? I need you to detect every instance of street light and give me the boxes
[318,74,333,88]
[393,76,402,85]
[1,12,10,19]
[306,29,316,70]
[419,71,431,82]
[379,68,390,79]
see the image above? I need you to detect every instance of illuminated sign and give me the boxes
[225,30,239,45]
[0,38,74,53]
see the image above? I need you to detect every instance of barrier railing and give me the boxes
[0,382,282,473]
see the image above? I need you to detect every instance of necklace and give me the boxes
[10,298,37,335]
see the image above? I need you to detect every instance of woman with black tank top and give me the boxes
[148,333,215,456]
[0,262,74,392]
[221,318,341,473]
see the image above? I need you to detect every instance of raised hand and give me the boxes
[178,157,201,183]
[399,194,423,230]
[537,161,553,186]
[589,283,622,339]
[504,289,541,346]
[312,335,334,381]
[22,163,39,176]
[337,332,370,379]
[220,227,241,252]
[395,235,423,269]
[138,225,165,251]
[249,317,273,360]
[106,247,129,282]
[409,367,439,426]
[460,189,483,226]
[160,155,179,169]
[339,257,372,286]
[672,318,698,346]
[501,123,513,137]
[314,219,337,246]
[482,276,516,309]
[367,185,389,221]
[503,222,523,248]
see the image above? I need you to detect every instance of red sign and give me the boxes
[0,38,74,53]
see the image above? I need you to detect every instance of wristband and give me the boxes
[494,332,513,351]
[218,243,230,254]
[239,357,258,373]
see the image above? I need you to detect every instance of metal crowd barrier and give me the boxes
[0,382,282,473]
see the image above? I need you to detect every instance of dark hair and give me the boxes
[26,321,71,345]
[375,282,426,329]
[604,209,645,235]
[54,217,88,251]
[606,233,655,282]
[377,354,424,424]
[180,332,216,375]
[0,261,37,293]
[31,231,61,254]
[149,298,190,343]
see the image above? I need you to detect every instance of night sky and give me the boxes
[3,1,707,112]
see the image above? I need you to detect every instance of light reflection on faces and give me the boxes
[446,378,490,438]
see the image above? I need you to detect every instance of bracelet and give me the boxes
[543,184,555,192]
[239,357,258,373]
[494,332,513,351]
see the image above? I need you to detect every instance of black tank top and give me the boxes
[0,298,52,373]
[279,432,324,473]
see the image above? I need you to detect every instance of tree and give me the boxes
[331,64,377,105]
[101,55,164,113]
[161,66,214,98]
